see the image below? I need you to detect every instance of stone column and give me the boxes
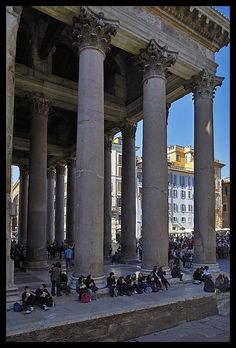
[191,69,223,272]
[66,159,76,245]
[55,164,65,245]
[6,6,23,307]
[47,168,55,244]
[104,136,112,259]
[121,119,137,261]
[136,39,178,271]
[18,165,29,245]
[70,7,118,290]
[25,93,52,269]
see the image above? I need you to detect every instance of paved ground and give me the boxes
[128,314,230,342]
[7,258,229,341]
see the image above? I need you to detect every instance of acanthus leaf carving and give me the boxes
[72,6,119,55]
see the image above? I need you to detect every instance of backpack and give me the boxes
[13,302,23,312]
[144,286,152,294]
[80,292,90,303]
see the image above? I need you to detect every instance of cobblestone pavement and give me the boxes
[128,314,230,342]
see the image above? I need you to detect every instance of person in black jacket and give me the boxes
[171,265,183,281]
[137,272,146,293]
[106,272,117,297]
[203,275,215,293]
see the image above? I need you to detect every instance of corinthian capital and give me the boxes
[121,119,137,139]
[189,69,224,101]
[135,39,178,81]
[72,6,119,55]
[26,93,53,116]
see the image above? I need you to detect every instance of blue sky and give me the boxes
[12,6,230,184]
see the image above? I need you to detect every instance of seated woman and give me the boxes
[223,273,230,292]
[215,274,225,292]
[35,284,53,310]
[125,274,136,294]
[116,276,131,296]
[107,272,118,297]
[157,266,171,290]
[85,274,98,300]
[136,272,146,294]
[146,271,159,292]
[21,286,35,314]
[192,268,203,284]
[76,275,88,301]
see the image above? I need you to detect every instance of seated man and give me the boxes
[35,284,53,310]
[22,286,35,314]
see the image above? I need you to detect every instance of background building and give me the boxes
[222,177,230,228]
[11,141,225,240]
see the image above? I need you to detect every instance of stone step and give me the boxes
[6,292,218,342]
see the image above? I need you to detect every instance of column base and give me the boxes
[192,262,221,274]
[24,260,49,270]
[6,286,21,310]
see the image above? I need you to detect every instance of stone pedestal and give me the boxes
[136,40,178,270]
[191,69,224,265]
[47,168,55,244]
[25,93,51,269]
[18,165,29,245]
[72,7,118,279]
[66,159,76,244]
[121,120,137,261]
[55,164,65,245]
[104,136,112,259]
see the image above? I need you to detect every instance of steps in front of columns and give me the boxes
[6,288,218,342]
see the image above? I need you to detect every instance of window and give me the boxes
[168,203,171,211]
[168,189,171,197]
[118,154,122,166]
[174,204,178,213]
[223,186,228,196]
[188,191,191,199]
[64,197,67,207]
[173,190,178,198]
[173,175,177,186]
[188,205,193,212]
[188,177,191,187]
[173,217,178,222]
[181,190,186,199]
[185,155,188,163]
[118,166,122,177]
[176,154,180,161]
[118,215,121,225]
[180,176,185,187]
[181,204,186,212]
[181,217,186,223]
[117,197,122,207]
[223,204,227,212]
[117,181,122,193]
[188,218,192,223]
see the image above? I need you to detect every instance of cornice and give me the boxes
[152,6,229,52]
